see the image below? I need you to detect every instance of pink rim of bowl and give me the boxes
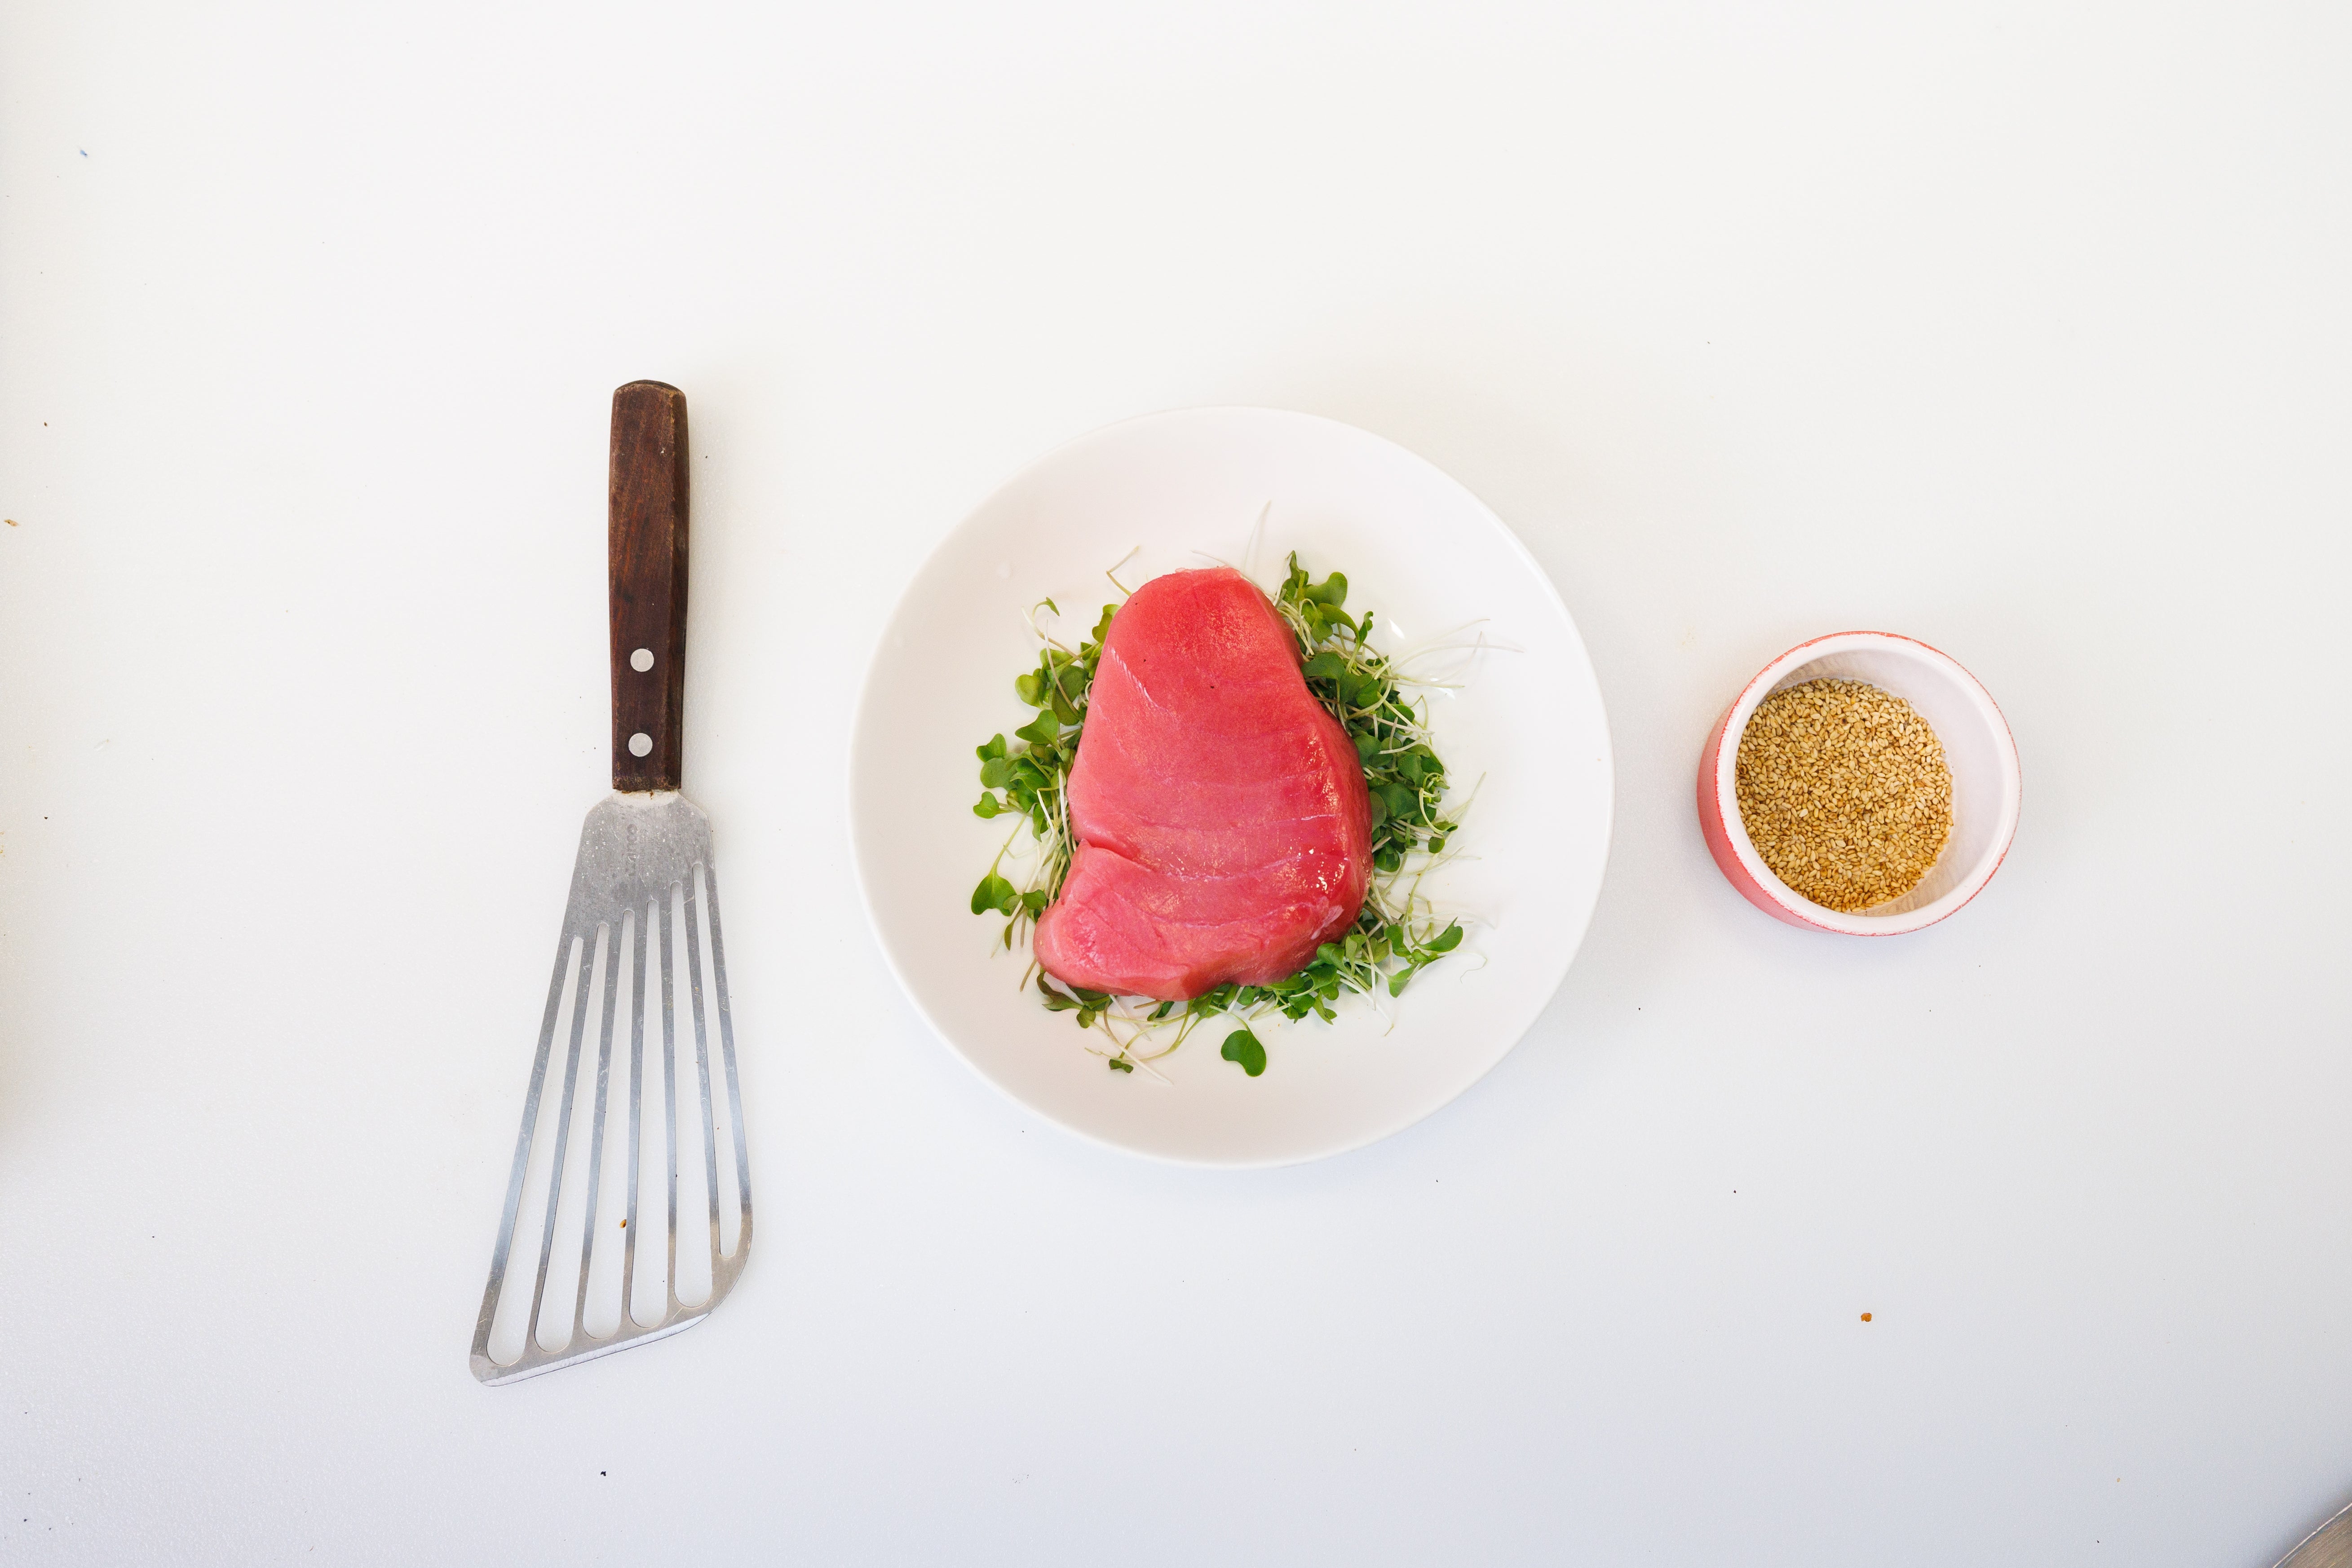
[1698,631,2021,936]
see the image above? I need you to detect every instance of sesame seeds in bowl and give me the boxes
[1735,679,1953,913]
[1696,632,2020,936]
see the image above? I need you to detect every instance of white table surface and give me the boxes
[4,2,2348,1563]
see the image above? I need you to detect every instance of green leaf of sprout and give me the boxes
[1220,1029,1267,1077]
[971,874,1017,916]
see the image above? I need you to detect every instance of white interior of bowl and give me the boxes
[1716,633,2018,933]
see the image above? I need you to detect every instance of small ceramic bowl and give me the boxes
[1698,631,2020,935]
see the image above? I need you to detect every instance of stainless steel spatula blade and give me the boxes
[469,382,752,1385]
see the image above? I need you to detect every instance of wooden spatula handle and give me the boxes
[608,380,690,792]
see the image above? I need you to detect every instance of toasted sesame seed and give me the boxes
[1733,678,1952,913]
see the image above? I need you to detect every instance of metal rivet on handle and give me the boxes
[628,733,653,757]
[631,648,654,672]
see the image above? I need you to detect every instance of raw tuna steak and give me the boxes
[1032,566,1373,1001]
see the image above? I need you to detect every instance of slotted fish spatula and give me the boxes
[470,381,752,1384]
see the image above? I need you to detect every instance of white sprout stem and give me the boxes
[1104,545,1141,599]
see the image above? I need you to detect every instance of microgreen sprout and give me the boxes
[970,555,1468,1077]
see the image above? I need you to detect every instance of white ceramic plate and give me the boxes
[850,408,1612,1166]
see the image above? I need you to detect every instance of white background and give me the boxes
[2,1,2346,1563]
